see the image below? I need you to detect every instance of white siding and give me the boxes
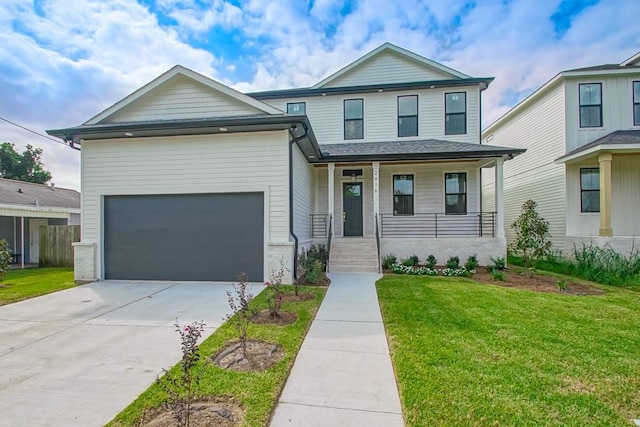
[482,82,567,248]
[80,131,290,278]
[565,75,640,153]
[322,50,456,88]
[106,75,265,123]
[262,85,480,145]
[292,143,314,242]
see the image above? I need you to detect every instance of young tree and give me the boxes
[511,199,552,268]
[0,143,52,184]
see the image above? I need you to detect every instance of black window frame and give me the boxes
[633,81,640,126]
[393,174,414,216]
[397,95,418,137]
[579,83,603,128]
[344,98,364,140]
[445,92,467,135]
[286,102,306,115]
[444,172,467,215]
[580,167,600,213]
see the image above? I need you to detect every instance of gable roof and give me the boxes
[556,130,640,163]
[312,43,470,89]
[85,65,282,125]
[0,179,80,210]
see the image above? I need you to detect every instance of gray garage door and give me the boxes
[104,193,263,281]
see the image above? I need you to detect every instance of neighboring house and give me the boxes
[482,52,640,255]
[48,43,523,283]
[0,178,80,266]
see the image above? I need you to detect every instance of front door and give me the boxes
[29,218,48,263]
[343,183,363,236]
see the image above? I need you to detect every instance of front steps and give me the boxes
[328,237,380,273]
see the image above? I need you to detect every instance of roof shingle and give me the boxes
[0,179,80,209]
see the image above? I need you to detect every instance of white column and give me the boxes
[372,162,380,229]
[21,216,25,269]
[327,163,335,237]
[494,158,505,238]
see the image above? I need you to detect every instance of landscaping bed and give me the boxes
[107,285,325,427]
[470,267,604,295]
[0,267,75,305]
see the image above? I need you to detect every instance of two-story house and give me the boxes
[482,52,640,255]
[48,43,523,283]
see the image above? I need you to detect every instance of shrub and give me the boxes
[490,269,506,281]
[573,244,640,286]
[381,254,397,270]
[402,255,419,267]
[297,251,325,286]
[391,264,437,276]
[425,255,437,269]
[306,244,328,272]
[441,267,472,277]
[510,199,552,268]
[464,254,479,271]
[305,260,323,284]
[0,239,10,281]
[225,272,254,354]
[488,256,507,272]
[445,256,460,269]
[556,279,568,291]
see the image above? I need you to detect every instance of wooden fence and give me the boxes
[39,225,80,267]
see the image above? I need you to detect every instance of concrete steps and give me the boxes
[329,238,379,273]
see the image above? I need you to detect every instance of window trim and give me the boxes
[444,172,467,215]
[286,102,306,115]
[397,95,418,137]
[444,92,467,135]
[580,167,600,213]
[344,98,364,140]
[633,81,640,126]
[579,83,603,128]
[392,174,414,216]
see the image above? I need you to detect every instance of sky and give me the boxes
[0,0,638,191]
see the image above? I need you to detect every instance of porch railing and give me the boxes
[380,212,496,238]
[310,214,329,238]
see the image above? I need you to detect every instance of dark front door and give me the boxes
[343,183,363,236]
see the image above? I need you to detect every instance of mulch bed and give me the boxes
[251,309,298,326]
[472,267,604,295]
[212,340,284,372]
[141,397,243,427]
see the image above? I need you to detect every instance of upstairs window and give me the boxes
[398,95,418,137]
[580,168,600,213]
[634,81,640,126]
[344,99,364,140]
[445,92,466,135]
[579,83,602,128]
[287,102,306,115]
[445,173,467,214]
[393,175,414,215]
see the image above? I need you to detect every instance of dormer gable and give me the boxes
[313,43,470,89]
[86,65,283,125]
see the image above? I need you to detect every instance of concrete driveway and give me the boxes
[0,280,261,427]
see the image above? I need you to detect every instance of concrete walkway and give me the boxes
[270,272,404,426]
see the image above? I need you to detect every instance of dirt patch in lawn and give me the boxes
[281,292,316,303]
[251,309,298,326]
[472,267,604,295]
[141,397,243,427]
[212,340,284,372]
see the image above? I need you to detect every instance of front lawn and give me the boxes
[377,275,640,426]
[0,267,75,305]
[108,285,325,427]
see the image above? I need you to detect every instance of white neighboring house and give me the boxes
[482,52,640,255]
[0,178,80,266]
[48,43,523,283]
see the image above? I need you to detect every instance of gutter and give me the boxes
[288,121,309,281]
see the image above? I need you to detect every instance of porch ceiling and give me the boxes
[317,139,525,163]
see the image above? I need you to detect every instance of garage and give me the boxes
[104,193,264,281]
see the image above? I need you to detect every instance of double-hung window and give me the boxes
[633,81,640,126]
[393,175,414,215]
[344,99,364,139]
[287,102,306,115]
[445,92,466,135]
[580,168,600,213]
[398,95,418,137]
[579,83,602,128]
[445,173,467,214]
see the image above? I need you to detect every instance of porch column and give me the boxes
[372,162,380,230]
[494,158,505,238]
[598,152,613,237]
[327,163,335,237]
[21,216,25,269]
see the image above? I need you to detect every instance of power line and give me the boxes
[0,116,69,146]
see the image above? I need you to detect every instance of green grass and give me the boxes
[108,285,325,427]
[0,267,75,305]
[377,275,640,426]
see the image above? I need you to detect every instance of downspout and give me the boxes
[289,122,309,281]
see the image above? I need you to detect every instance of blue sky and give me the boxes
[0,0,638,190]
